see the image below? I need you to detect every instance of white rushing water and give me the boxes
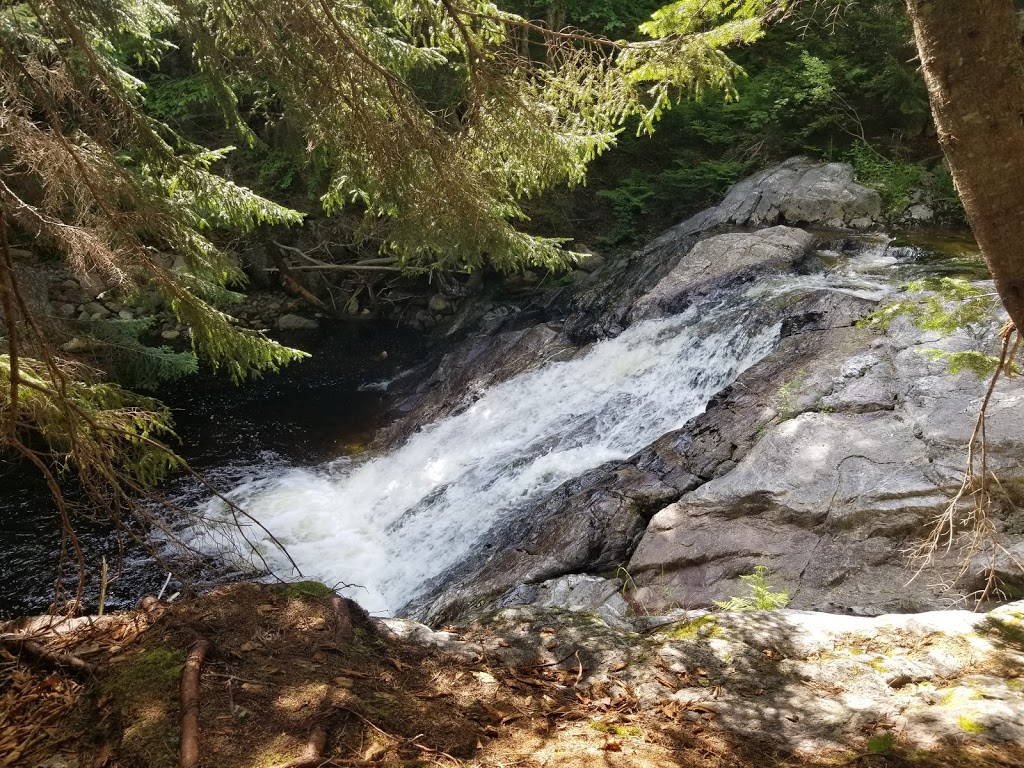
[193,298,779,615]
[192,248,899,616]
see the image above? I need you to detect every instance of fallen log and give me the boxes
[179,637,212,768]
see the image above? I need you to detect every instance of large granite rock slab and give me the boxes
[667,156,883,237]
[394,600,1024,755]
[627,316,1024,615]
[630,226,818,321]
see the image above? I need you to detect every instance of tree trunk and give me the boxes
[905,0,1024,330]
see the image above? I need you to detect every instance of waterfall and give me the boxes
[189,251,899,616]
[191,296,778,615]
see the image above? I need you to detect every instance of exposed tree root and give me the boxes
[910,321,1024,601]
[329,596,354,644]
[268,727,328,768]
[179,637,212,768]
[0,634,96,676]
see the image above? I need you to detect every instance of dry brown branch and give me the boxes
[909,321,1024,602]
[179,637,212,768]
[0,634,96,675]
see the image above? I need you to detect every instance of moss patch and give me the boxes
[666,614,721,640]
[957,715,990,735]
[102,647,187,768]
[277,580,336,599]
[590,720,642,737]
[868,732,895,754]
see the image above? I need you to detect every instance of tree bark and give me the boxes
[905,0,1024,330]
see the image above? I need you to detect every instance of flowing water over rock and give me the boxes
[194,301,784,615]
[189,231,931,617]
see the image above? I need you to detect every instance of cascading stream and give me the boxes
[190,248,901,616]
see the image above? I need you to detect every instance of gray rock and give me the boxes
[631,226,817,321]
[428,294,453,314]
[118,309,134,321]
[276,313,320,331]
[512,574,630,628]
[395,600,1024,754]
[84,301,111,319]
[570,248,605,273]
[667,157,882,237]
[160,329,181,341]
[905,203,935,223]
[76,272,106,298]
[626,312,1024,615]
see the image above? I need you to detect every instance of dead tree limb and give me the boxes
[0,634,96,675]
[179,637,212,768]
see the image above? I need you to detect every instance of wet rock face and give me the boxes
[414,290,878,626]
[630,226,819,321]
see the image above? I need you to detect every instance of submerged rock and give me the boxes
[276,313,320,331]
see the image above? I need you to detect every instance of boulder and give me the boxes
[570,248,605,273]
[428,294,453,314]
[276,313,320,331]
[666,156,882,237]
[626,316,1024,615]
[631,226,818,321]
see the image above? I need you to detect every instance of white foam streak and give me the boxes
[195,302,780,615]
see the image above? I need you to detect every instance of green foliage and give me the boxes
[518,0,934,247]
[863,278,998,336]
[714,565,791,611]
[279,580,336,599]
[667,614,721,640]
[868,732,895,754]
[861,278,1006,378]
[590,720,642,737]
[957,715,989,735]
[79,318,199,390]
[0,355,182,488]
[102,647,187,702]
[920,350,1010,379]
[846,143,922,217]
[502,0,664,36]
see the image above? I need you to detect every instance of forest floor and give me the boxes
[2,583,1021,768]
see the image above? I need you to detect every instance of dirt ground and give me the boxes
[1,583,1020,768]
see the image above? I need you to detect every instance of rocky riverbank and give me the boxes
[5,157,1024,767]
[2,584,1022,767]
[368,158,1023,626]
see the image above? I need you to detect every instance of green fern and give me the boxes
[714,565,791,611]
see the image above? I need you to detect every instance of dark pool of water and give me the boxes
[0,322,428,620]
